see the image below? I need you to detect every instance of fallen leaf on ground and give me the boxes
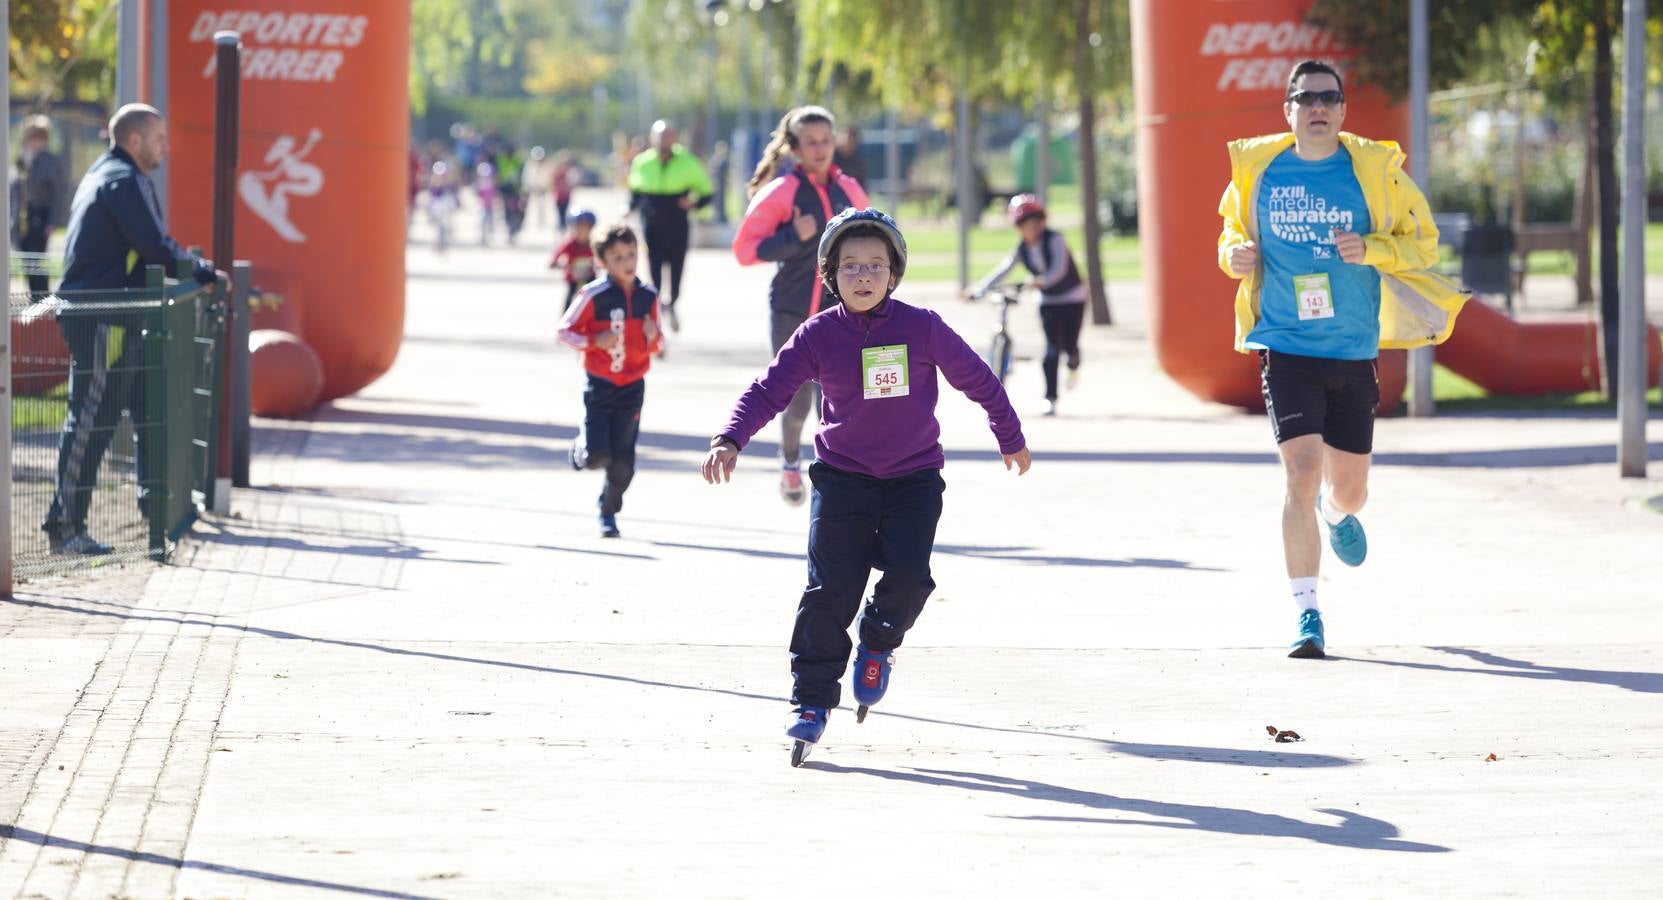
[1265,725,1303,742]
[1485,753,1499,762]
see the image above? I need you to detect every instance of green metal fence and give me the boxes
[8,263,223,580]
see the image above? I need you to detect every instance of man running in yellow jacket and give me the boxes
[1217,59,1467,659]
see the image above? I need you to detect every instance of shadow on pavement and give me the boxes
[944,442,1663,468]
[1099,740,1352,767]
[2,594,1357,768]
[0,825,437,899]
[934,544,1224,571]
[201,530,502,566]
[276,409,1663,471]
[646,539,1221,572]
[1335,646,1663,694]
[805,766,1448,852]
[1,594,792,707]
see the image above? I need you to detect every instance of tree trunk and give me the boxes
[1074,0,1111,324]
[1594,3,1620,399]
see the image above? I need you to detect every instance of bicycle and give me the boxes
[978,285,1023,385]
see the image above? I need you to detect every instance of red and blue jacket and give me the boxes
[557,275,663,385]
[732,166,868,318]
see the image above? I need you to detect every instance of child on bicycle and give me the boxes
[701,208,1030,764]
[964,194,1088,416]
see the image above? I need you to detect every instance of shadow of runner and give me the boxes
[806,766,1448,852]
[1100,740,1352,768]
[0,826,438,899]
[1334,647,1663,694]
[647,540,1223,571]
[4,596,1366,770]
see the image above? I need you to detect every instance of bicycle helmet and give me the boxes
[818,208,908,299]
[570,208,597,228]
[1007,193,1046,224]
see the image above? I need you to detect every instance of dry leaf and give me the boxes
[1274,729,1303,743]
[1484,753,1498,762]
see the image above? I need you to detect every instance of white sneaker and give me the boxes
[1066,367,1080,390]
[780,468,806,506]
[1042,399,1058,417]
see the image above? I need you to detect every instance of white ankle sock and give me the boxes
[1291,577,1319,613]
[1319,494,1348,526]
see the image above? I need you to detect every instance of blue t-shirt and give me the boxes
[1245,147,1380,360]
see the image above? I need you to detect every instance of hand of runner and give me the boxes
[1003,447,1032,476]
[1228,242,1259,275]
[592,331,620,350]
[702,440,740,484]
[642,317,659,343]
[1332,229,1366,264]
[792,205,818,241]
[678,194,696,211]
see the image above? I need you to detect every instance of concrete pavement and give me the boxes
[2,205,1661,898]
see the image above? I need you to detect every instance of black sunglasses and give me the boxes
[1289,90,1345,107]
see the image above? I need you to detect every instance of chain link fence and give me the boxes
[9,262,224,581]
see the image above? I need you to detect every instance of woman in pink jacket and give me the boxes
[732,106,869,506]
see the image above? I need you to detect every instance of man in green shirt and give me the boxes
[628,120,714,330]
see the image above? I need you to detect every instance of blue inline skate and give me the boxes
[851,644,893,724]
[786,705,828,767]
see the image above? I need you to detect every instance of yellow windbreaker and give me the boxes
[1217,132,1468,353]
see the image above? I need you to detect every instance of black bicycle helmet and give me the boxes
[818,207,909,299]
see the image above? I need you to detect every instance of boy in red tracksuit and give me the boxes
[549,208,598,311]
[558,225,663,537]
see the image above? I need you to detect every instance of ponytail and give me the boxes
[746,105,836,198]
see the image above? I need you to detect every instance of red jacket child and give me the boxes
[557,275,664,385]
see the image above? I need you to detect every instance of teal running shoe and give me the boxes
[1320,498,1368,567]
[1288,608,1326,659]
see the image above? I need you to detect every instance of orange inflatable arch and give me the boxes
[168,1,410,407]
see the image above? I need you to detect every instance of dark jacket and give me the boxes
[60,146,214,293]
[16,148,70,229]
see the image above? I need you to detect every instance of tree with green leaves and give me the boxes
[8,0,120,108]
[795,0,1129,322]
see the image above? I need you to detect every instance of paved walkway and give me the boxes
[3,201,1661,898]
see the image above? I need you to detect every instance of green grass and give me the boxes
[1412,363,1662,412]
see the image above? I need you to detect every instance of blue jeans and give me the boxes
[789,462,945,710]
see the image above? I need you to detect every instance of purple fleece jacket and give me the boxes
[719,296,1026,479]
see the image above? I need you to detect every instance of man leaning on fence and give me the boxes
[41,103,220,556]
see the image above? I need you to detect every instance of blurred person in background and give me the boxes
[12,115,71,294]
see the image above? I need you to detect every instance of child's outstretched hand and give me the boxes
[643,317,660,344]
[702,439,740,484]
[592,331,621,350]
[1003,447,1032,476]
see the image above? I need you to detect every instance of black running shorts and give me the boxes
[1258,349,1380,455]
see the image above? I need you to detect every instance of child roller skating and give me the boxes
[701,209,1031,767]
